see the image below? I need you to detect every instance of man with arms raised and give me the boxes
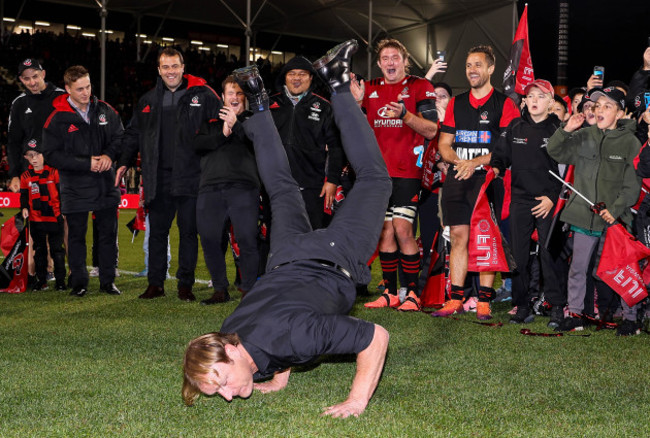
[183,40,390,418]
[432,45,519,320]
[354,39,438,311]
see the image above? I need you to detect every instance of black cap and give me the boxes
[23,139,42,154]
[18,58,43,76]
[590,87,626,110]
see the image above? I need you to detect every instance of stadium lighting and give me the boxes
[67,25,81,30]
[82,32,96,37]
[216,44,228,48]
[136,34,147,38]
[191,40,203,45]
[162,37,174,42]
[35,21,51,26]
[199,47,210,52]
[271,51,282,55]
[99,29,114,34]
[19,25,33,30]
[3,17,16,22]
[143,40,152,45]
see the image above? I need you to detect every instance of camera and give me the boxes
[436,50,446,62]
[645,92,650,110]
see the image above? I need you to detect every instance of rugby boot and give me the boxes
[313,39,358,92]
[476,302,493,320]
[430,299,464,317]
[232,65,268,113]
[397,291,421,312]
[364,293,400,309]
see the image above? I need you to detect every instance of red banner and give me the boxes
[502,4,534,99]
[596,224,650,307]
[468,169,515,272]
[0,193,140,209]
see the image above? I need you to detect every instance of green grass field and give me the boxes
[1,208,649,437]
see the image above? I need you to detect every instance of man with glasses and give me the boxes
[117,48,222,302]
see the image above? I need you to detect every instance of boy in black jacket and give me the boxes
[490,79,564,325]
[193,76,261,304]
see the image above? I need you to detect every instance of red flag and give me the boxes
[596,224,650,307]
[421,230,449,308]
[1,215,20,257]
[502,5,534,99]
[0,214,30,293]
[468,169,516,272]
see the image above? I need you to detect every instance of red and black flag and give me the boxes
[420,230,449,308]
[468,169,516,272]
[596,224,650,307]
[0,213,30,293]
[502,4,534,103]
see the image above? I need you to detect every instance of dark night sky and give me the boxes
[518,0,650,92]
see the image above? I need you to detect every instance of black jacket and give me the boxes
[7,82,65,178]
[491,111,562,204]
[42,94,122,214]
[193,110,260,191]
[119,75,222,203]
[269,91,343,189]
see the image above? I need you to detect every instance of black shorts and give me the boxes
[386,177,421,222]
[440,172,484,226]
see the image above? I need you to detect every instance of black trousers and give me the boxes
[66,207,117,288]
[242,90,391,287]
[509,201,564,307]
[147,191,197,288]
[197,186,260,292]
[30,221,66,284]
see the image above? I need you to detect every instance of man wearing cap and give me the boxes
[269,56,343,230]
[8,58,64,193]
[433,45,520,320]
[490,79,564,326]
[547,87,642,333]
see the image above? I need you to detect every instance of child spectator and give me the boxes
[491,79,564,326]
[20,142,66,291]
[547,87,642,333]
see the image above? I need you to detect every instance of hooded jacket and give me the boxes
[119,75,222,203]
[547,118,641,232]
[42,94,122,214]
[7,82,65,178]
[491,111,562,204]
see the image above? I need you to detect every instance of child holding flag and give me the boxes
[547,88,642,333]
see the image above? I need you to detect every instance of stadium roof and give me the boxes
[21,0,518,89]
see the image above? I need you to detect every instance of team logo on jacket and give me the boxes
[98,114,108,125]
[513,137,527,145]
[25,107,32,114]
[541,138,549,148]
[142,105,151,113]
[28,139,37,149]
[68,124,79,133]
[30,182,40,195]
[311,102,321,112]
[479,111,490,124]
[400,87,410,98]
[369,91,379,98]
[190,96,201,107]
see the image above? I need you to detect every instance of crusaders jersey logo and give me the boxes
[190,96,201,107]
[98,114,108,125]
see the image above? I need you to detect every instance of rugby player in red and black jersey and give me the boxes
[352,39,438,311]
[432,45,520,320]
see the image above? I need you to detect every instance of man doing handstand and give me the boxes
[182,40,391,418]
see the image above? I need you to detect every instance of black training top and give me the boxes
[220,260,375,380]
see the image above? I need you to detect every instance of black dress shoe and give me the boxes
[178,285,196,302]
[70,286,87,297]
[232,65,269,112]
[139,284,165,299]
[55,281,67,291]
[313,39,358,92]
[100,283,121,295]
[200,290,231,305]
